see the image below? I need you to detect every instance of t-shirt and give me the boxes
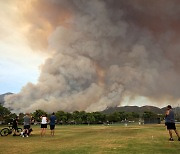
[50,115,56,125]
[24,116,31,125]
[41,117,47,124]
[165,109,175,123]
[13,119,17,127]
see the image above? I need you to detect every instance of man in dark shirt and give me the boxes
[49,112,56,136]
[12,116,18,136]
[165,105,180,141]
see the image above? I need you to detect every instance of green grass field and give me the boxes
[0,124,180,154]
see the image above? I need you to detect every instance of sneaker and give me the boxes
[26,135,29,137]
[178,138,180,141]
[22,135,24,137]
[169,138,174,141]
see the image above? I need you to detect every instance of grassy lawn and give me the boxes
[0,124,180,154]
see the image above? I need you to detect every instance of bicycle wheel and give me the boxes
[16,128,23,136]
[0,128,9,136]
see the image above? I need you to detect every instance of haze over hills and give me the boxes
[1,93,180,115]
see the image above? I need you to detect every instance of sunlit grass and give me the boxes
[0,124,180,154]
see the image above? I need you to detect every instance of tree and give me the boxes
[143,111,158,119]
[32,109,47,122]
[79,111,87,124]
[118,112,127,121]
[0,104,11,123]
[55,111,67,124]
[18,113,25,125]
[4,113,17,124]
[131,112,140,119]
[92,112,106,124]
[86,113,95,124]
[0,105,10,118]
[66,112,73,124]
[107,112,121,123]
[72,111,80,124]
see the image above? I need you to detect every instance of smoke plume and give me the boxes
[5,0,180,113]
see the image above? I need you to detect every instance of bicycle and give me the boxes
[0,125,22,136]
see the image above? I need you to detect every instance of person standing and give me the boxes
[165,105,180,141]
[50,112,56,136]
[23,113,31,137]
[12,116,18,136]
[40,114,48,136]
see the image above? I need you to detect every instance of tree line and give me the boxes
[0,104,164,125]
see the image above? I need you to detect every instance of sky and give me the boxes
[1,0,180,113]
[0,0,47,94]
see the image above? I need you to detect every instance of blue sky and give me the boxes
[0,42,44,94]
[0,36,46,94]
[0,59,39,94]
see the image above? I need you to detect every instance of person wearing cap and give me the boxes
[165,105,180,141]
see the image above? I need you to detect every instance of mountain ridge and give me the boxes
[102,105,168,114]
[0,92,13,105]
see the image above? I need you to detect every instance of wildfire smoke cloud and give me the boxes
[5,0,180,113]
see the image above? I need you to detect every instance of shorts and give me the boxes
[166,123,176,130]
[12,125,17,130]
[41,124,47,128]
[24,125,30,129]
[50,125,55,130]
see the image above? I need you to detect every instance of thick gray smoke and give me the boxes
[5,0,180,113]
